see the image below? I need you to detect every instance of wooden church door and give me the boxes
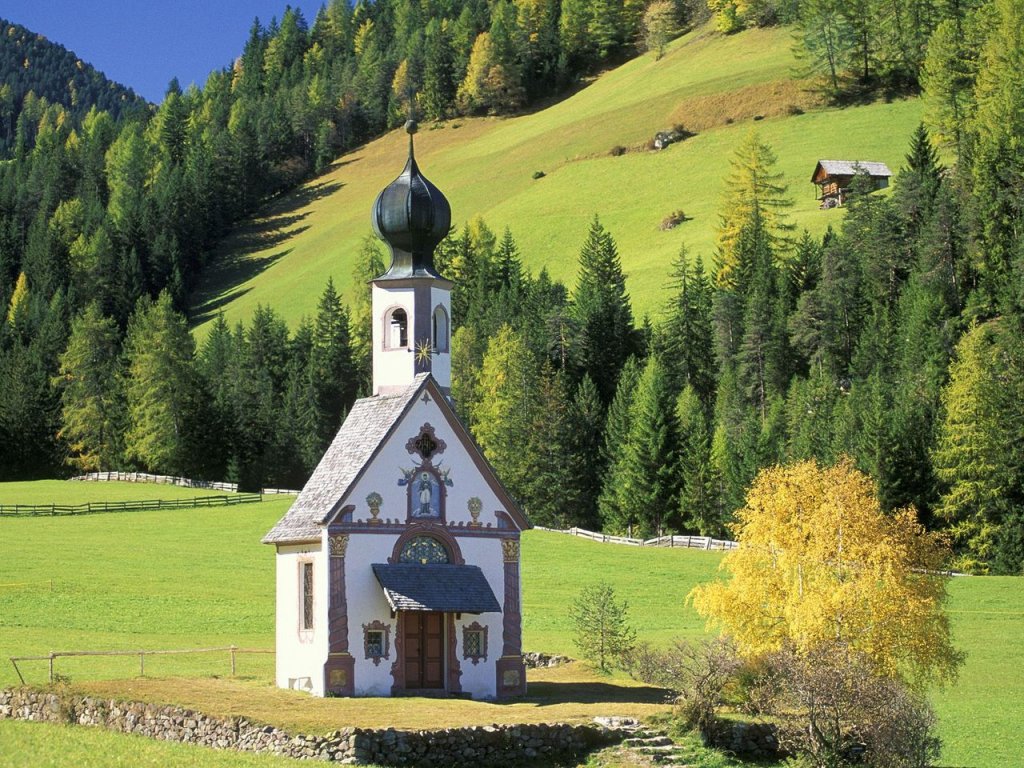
[404,612,445,689]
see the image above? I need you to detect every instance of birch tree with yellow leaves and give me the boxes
[690,458,963,687]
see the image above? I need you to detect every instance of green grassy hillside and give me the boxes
[0,490,1020,766]
[191,24,923,334]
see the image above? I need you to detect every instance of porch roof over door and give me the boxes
[371,563,501,613]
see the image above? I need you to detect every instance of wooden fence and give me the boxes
[534,525,738,550]
[8,646,273,685]
[0,494,263,517]
[70,471,238,492]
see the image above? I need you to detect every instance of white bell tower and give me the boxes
[369,120,453,396]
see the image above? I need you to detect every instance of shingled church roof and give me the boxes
[262,373,529,544]
[262,376,429,544]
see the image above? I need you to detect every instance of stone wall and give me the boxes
[522,651,572,669]
[706,719,781,759]
[0,688,623,766]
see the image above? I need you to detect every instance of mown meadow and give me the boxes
[191,24,923,333]
[0,481,240,507]
[0,482,1020,766]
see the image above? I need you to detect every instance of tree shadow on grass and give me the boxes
[521,681,671,707]
[189,248,292,327]
[188,178,344,326]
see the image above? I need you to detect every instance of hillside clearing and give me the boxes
[191,24,922,335]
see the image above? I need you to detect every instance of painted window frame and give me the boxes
[362,620,391,666]
[299,560,315,632]
[462,621,488,665]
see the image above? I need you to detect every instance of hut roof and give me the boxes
[812,160,893,182]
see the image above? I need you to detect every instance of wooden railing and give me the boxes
[0,494,263,517]
[534,526,737,550]
[9,646,274,685]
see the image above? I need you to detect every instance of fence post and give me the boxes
[140,652,145,676]
[10,658,25,685]
[230,646,237,676]
[48,653,54,684]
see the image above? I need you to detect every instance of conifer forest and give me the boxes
[1,0,1023,575]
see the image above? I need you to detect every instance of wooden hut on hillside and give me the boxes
[811,160,892,208]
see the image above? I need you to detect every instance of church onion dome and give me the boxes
[372,120,452,280]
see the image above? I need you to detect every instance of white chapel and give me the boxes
[262,121,530,699]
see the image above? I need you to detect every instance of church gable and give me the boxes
[328,377,528,532]
[262,378,422,544]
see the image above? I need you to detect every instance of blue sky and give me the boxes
[4,1,325,103]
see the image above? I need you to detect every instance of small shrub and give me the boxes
[786,104,804,116]
[753,114,764,121]
[626,637,741,735]
[750,643,943,768]
[532,170,546,179]
[569,582,636,673]
[610,145,627,157]
[661,210,688,230]
[724,117,734,124]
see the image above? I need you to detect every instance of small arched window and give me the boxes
[399,536,450,564]
[432,305,449,353]
[386,307,408,349]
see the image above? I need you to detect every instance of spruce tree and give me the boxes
[311,278,356,453]
[598,355,641,529]
[676,385,717,535]
[566,374,605,529]
[657,246,715,409]
[521,366,576,527]
[570,215,636,403]
[611,356,679,537]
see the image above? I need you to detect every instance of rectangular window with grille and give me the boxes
[366,630,384,657]
[464,630,482,657]
[302,562,314,630]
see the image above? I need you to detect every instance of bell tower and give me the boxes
[370,120,453,396]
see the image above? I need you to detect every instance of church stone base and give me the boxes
[495,655,527,699]
[324,653,356,696]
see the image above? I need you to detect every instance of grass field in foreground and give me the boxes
[0,721,302,768]
[0,480,241,506]
[190,23,922,334]
[0,493,1021,766]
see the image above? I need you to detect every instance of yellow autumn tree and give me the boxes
[690,458,963,687]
